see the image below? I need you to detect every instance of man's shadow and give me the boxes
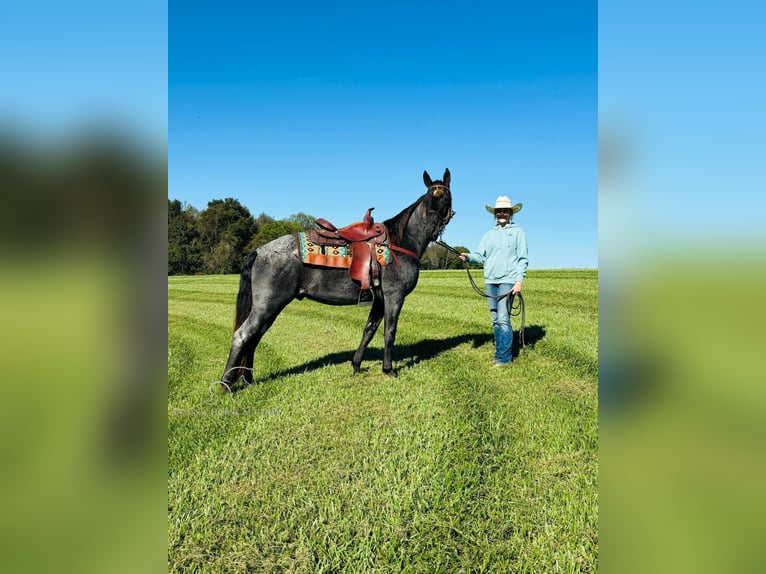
[513,324,546,358]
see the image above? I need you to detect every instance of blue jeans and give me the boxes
[486,283,513,364]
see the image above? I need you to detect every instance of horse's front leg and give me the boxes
[352,298,384,374]
[381,299,404,376]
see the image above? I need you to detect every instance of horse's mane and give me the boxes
[383,193,428,247]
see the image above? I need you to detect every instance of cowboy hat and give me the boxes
[485,195,522,215]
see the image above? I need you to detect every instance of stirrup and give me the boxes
[357,288,374,306]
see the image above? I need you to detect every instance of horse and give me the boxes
[219,168,455,388]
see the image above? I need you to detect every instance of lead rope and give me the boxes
[434,239,526,349]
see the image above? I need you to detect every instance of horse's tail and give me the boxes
[234,252,257,331]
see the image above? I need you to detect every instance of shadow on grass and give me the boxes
[240,324,546,387]
[514,324,546,358]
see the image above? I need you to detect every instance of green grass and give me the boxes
[169,269,598,572]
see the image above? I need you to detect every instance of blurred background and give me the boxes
[1,1,166,572]
[600,1,766,572]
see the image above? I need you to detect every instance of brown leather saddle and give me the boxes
[310,208,387,290]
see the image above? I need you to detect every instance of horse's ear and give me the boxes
[443,168,451,188]
[423,170,433,188]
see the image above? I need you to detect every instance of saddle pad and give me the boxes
[297,233,392,269]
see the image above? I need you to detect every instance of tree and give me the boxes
[203,239,236,275]
[197,198,256,274]
[287,212,316,231]
[168,199,203,274]
[420,243,470,269]
[246,220,303,252]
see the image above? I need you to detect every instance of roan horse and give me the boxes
[219,169,455,388]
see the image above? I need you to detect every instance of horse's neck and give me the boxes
[395,201,430,258]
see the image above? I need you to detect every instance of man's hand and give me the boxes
[511,281,523,295]
[459,253,467,261]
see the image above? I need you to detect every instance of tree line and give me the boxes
[168,198,472,275]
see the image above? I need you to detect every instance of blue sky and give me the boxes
[170,1,597,269]
[599,0,766,262]
[1,0,167,145]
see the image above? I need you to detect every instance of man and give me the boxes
[460,196,528,366]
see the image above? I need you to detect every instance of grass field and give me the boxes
[168,269,598,572]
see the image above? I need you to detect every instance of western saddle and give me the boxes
[310,208,387,290]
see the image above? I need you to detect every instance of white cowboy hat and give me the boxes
[485,195,522,215]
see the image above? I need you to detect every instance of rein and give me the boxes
[434,239,526,349]
[388,243,419,261]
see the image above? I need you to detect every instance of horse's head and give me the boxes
[423,168,455,238]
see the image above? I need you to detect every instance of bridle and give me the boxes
[428,183,450,195]
[388,185,454,263]
[426,184,456,230]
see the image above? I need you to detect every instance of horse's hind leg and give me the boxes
[221,310,281,386]
[223,292,301,389]
[351,298,384,374]
[242,342,255,384]
[220,317,260,388]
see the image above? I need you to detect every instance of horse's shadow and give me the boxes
[245,324,546,386]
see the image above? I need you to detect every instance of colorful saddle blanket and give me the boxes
[297,232,392,269]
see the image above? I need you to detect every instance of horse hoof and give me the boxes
[383,369,398,378]
[352,363,361,375]
[208,381,234,397]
